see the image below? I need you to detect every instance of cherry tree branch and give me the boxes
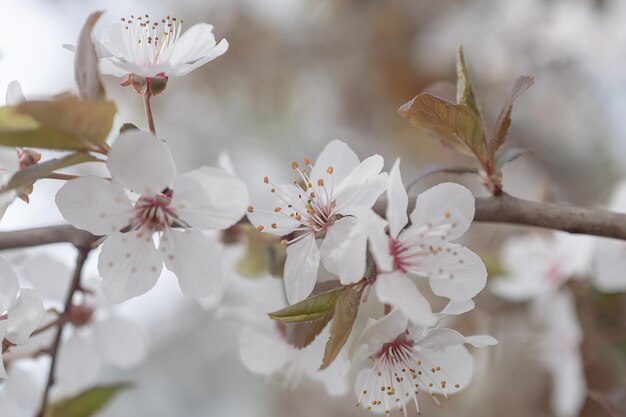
[36,245,93,417]
[0,225,95,250]
[473,192,626,240]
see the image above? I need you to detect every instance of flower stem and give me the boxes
[46,172,79,181]
[143,93,156,135]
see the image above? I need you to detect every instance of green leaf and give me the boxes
[488,75,534,157]
[285,313,333,349]
[398,93,487,158]
[268,285,349,323]
[46,383,132,417]
[1,153,101,193]
[320,283,364,369]
[495,147,532,168]
[456,45,483,120]
[0,95,116,151]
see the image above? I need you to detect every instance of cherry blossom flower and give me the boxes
[591,180,626,292]
[530,290,586,417]
[491,232,593,301]
[0,257,45,378]
[56,130,249,302]
[351,309,496,415]
[98,15,228,79]
[0,362,44,417]
[23,255,148,395]
[366,160,487,325]
[247,140,388,303]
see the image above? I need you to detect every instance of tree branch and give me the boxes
[0,225,95,250]
[474,192,626,240]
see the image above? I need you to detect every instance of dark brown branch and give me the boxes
[36,246,92,417]
[474,192,626,240]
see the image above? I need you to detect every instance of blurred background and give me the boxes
[1,0,626,416]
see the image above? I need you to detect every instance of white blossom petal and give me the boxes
[351,308,408,362]
[409,182,475,241]
[320,216,366,285]
[56,331,102,395]
[5,289,45,345]
[247,186,302,236]
[550,354,586,417]
[436,299,475,318]
[421,244,487,301]
[98,231,163,303]
[418,344,474,395]
[310,140,360,186]
[366,210,394,272]
[93,316,147,368]
[169,23,217,64]
[464,335,498,347]
[284,234,320,304]
[0,257,19,313]
[170,39,229,76]
[6,81,25,105]
[25,255,71,304]
[592,239,626,292]
[239,324,291,375]
[160,229,224,297]
[386,159,408,238]
[334,155,387,215]
[56,176,134,235]
[171,167,248,230]
[375,271,436,326]
[107,131,176,195]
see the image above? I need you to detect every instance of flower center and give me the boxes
[355,333,462,415]
[132,192,174,232]
[120,14,183,68]
[249,159,338,239]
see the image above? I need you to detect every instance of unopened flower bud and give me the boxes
[18,148,41,169]
[67,304,94,327]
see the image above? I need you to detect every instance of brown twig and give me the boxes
[0,225,95,250]
[35,245,92,417]
[473,192,626,240]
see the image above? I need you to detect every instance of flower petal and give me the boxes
[56,176,134,235]
[409,182,475,241]
[239,324,291,375]
[93,316,147,368]
[284,233,320,304]
[0,257,19,313]
[320,216,366,285]
[171,167,248,230]
[436,299,475,318]
[387,159,408,238]
[419,344,474,395]
[417,328,465,351]
[6,81,25,105]
[334,155,388,215]
[418,244,487,301]
[550,353,586,417]
[5,289,45,345]
[247,186,302,236]
[170,39,229,76]
[169,23,217,64]
[0,147,19,182]
[107,130,176,195]
[98,231,163,303]
[592,239,626,293]
[160,229,224,297]
[464,335,498,347]
[56,331,102,395]
[351,308,408,362]
[366,210,394,273]
[310,140,360,186]
[375,271,436,326]
[24,255,71,304]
